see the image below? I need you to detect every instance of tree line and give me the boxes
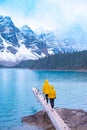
[14,50,87,70]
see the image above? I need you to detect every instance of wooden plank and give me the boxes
[32,87,71,130]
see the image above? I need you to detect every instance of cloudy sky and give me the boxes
[0,0,87,32]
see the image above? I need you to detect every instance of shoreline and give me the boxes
[1,68,87,72]
[29,69,87,72]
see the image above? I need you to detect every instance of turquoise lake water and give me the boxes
[0,69,87,130]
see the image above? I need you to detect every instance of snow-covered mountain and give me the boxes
[0,16,48,67]
[0,15,87,67]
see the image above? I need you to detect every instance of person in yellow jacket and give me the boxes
[42,79,51,103]
[48,86,56,108]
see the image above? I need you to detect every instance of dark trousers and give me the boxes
[45,94,48,103]
[50,98,54,108]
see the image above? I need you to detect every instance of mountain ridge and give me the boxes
[0,15,87,67]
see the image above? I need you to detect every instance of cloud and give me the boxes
[0,0,87,32]
[0,0,39,27]
[24,0,87,32]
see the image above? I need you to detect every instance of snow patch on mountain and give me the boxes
[0,42,46,67]
[16,44,38,60]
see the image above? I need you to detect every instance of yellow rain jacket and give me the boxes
[48,86,56,99]
[42,80,50,94]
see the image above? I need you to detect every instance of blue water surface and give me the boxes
[0,69,87,130]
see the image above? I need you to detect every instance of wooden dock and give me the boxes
[32,87,71,130]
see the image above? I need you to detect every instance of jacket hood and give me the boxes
[45,79,48,83]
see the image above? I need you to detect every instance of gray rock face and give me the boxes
[56,108,87,130]
[22,108,87,130]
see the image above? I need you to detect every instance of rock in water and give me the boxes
[22,108,87,130]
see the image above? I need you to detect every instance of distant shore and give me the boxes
[1,68,87,73]
[29,69,87,72]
